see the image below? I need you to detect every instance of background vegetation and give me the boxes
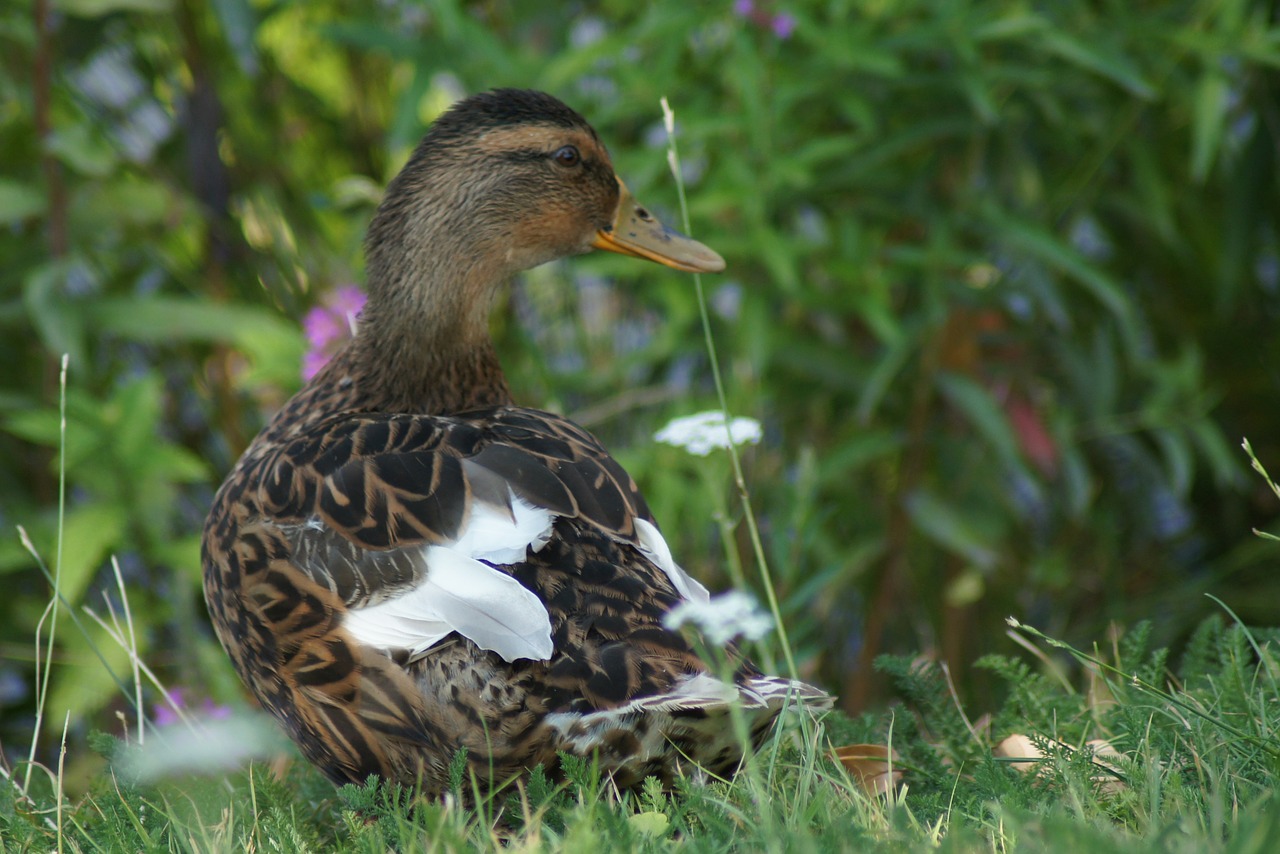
[2,0,1279,845]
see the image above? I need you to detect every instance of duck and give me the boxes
[201,88,831,797]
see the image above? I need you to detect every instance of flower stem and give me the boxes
[660,97,797,680]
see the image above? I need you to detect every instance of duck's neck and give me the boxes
[317,156,528,416]
[341,330,511,415]
[329,255,514,416]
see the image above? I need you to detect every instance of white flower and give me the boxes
[118,710,287,783]
[655,411,763,457]
[664,590,773,645]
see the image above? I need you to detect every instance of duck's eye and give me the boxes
[553,145,581,167]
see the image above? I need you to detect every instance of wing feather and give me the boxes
[342,546,554,662]
[264,406,706,663]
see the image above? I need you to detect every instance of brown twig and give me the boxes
[846,327,940,708]
[177,0,248,454]
[33,0,67,259]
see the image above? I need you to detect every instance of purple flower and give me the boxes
[153,687,232,727]
[153,687,185,726]
[771,12,796,39]
[732,2,796,40]
[202,697,233,720]
[302,285,366,381]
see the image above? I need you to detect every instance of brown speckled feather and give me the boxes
[202,89,829,797]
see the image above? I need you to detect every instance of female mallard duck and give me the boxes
[202,89,830,796]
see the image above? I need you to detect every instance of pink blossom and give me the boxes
[302,285,366,381]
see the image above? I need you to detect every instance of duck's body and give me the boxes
[202,90,829,795]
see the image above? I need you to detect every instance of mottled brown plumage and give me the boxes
[202,89,829,797]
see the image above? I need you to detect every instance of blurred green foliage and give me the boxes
[2,0,1279,777]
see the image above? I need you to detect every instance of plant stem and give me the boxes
[25,355,69,793]
[660,97,798,680]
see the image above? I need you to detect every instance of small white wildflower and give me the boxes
[664,590,773,646]
[655,411,763,457]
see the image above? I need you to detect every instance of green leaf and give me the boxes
[109,377,164,469]
[149,445,209,484]
[210,0,260,74]
[1040,31,1156,98]
[2,409,62,446]
[96,293,306,389]
[856,333,913,424]
[945,568,986,607]
[628,811,671,837]
[1190,419,1245,489]
[50,502,128,605]
[93,296,298,347]
[904,489,1000,571]
[1154,428,1194,496]
[817,431,904,485]
[0,179,45,224]
[47,124,118,177]
[71,177,170,229]
[48,621,141,736]
[1190,70,1229,182]
[989,210,1131,321]
[974,14,1049,41]
[53,0,171,15]
[1059,448,1090,522]
[24,260,90,367]
[154,533,202,575]
[4,394,106,471]
[935,372,1021,469]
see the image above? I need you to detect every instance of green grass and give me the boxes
[3,609,1280,851]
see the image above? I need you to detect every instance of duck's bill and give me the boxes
[592,180,725,273]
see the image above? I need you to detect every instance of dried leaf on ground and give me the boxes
[833,743,904,797]
[994,734,1126,793]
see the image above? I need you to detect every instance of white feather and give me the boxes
[451,490,554,565]
[544,672,832,740]
[645,671,739,707]
[343,546,553,662]
[633,518,710,604]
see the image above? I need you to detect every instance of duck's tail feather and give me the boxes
[543,672,832,785]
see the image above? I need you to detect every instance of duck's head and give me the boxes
[352,89,723,409]
[364,91,722,328]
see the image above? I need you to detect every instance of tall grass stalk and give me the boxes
[56,710,68,853]
[1244,437,1280,542]
[659,96,797,681]
[108,557,144,745]
[25,353,69,793]
[82,595,201,734]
